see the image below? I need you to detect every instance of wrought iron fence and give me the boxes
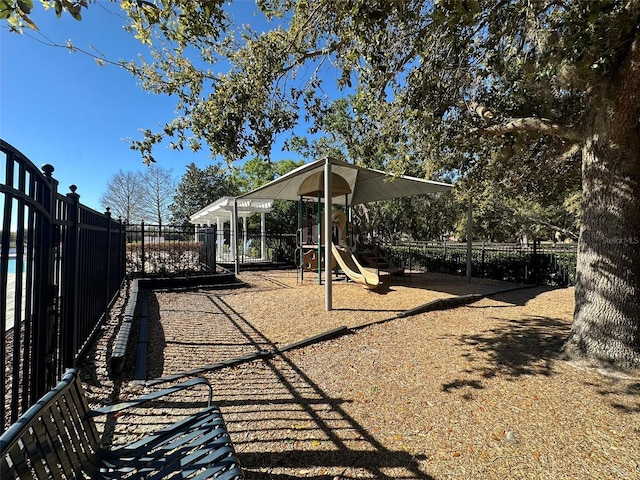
[1,140,126,430]
[125,222,217,275]
[122,224,295,275]
[234,230,296,267]
[380,241,577,286]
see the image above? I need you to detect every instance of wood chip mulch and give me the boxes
[79,270,640,480]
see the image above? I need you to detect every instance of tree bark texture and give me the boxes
[563,32,640,370]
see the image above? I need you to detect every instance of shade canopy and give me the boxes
[239,157,452,204]
[297,171,352,197]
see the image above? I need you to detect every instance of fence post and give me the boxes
[212,224,217,271]
[32,164,57,402]
[141,220,146,275]
[62,185,80,367]
[533,238,539,284]
[443,240,447,272]
[119,218,125,280]
[105,208,112,316]
[466,203,473,283]
[201,224,216,271]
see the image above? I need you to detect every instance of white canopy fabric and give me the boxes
[239,157,452,204]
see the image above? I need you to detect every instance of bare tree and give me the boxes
[100,170,144,224]
[140,165,176,229]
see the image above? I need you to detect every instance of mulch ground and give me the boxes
[78,270,640,480]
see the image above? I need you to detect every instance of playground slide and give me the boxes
[331,243,380,289]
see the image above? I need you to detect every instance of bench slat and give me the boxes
[50,394,99,476]
[107,408,225,460]
[125,428,234,479]
[8,428,49,480]
[42,402,77,479]
[69,373,103,448]
[28,408,70,480]
[100,410,232,477]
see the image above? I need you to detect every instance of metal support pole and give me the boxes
[324,158,333,311]
[466,202,473,283]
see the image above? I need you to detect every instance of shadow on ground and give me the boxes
[457,315,570,380]
[134,290,435,479]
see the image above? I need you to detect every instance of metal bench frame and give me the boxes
[1,368,244,479]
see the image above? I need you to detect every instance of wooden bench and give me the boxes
[0,368,244,479]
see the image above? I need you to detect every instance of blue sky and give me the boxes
[1,2,307,212]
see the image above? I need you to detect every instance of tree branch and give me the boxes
[478,117,583,141]
[463,100,582,141]
[530,218,579,240]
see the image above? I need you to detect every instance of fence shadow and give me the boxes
[138,290,434,479]
[145,292,166,379]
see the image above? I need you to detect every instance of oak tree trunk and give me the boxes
[563,35,640,370]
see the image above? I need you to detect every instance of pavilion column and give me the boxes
[216,217,224,258]
[242,216,247,255]
[260,212,266,260]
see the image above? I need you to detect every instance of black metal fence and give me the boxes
[125,222,217,275]
[121,224,296,276]
[231,230,296,268]
[380,241,577,286]
[122,224,295,274]
[1,140,126,430]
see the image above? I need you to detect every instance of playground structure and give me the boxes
[236,157,454,310]
[293,171,382,289]
[331,243,380,289]
[298,205,381,289]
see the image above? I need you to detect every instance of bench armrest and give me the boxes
[86,377,213,419]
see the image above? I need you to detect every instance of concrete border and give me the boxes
[108,273,246,377]
[397,284,539,318]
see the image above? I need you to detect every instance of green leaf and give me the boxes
[0,2,12,20]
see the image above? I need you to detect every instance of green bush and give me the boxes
[380,244,576,286]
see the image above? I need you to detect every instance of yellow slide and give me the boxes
[331,243,380,289]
